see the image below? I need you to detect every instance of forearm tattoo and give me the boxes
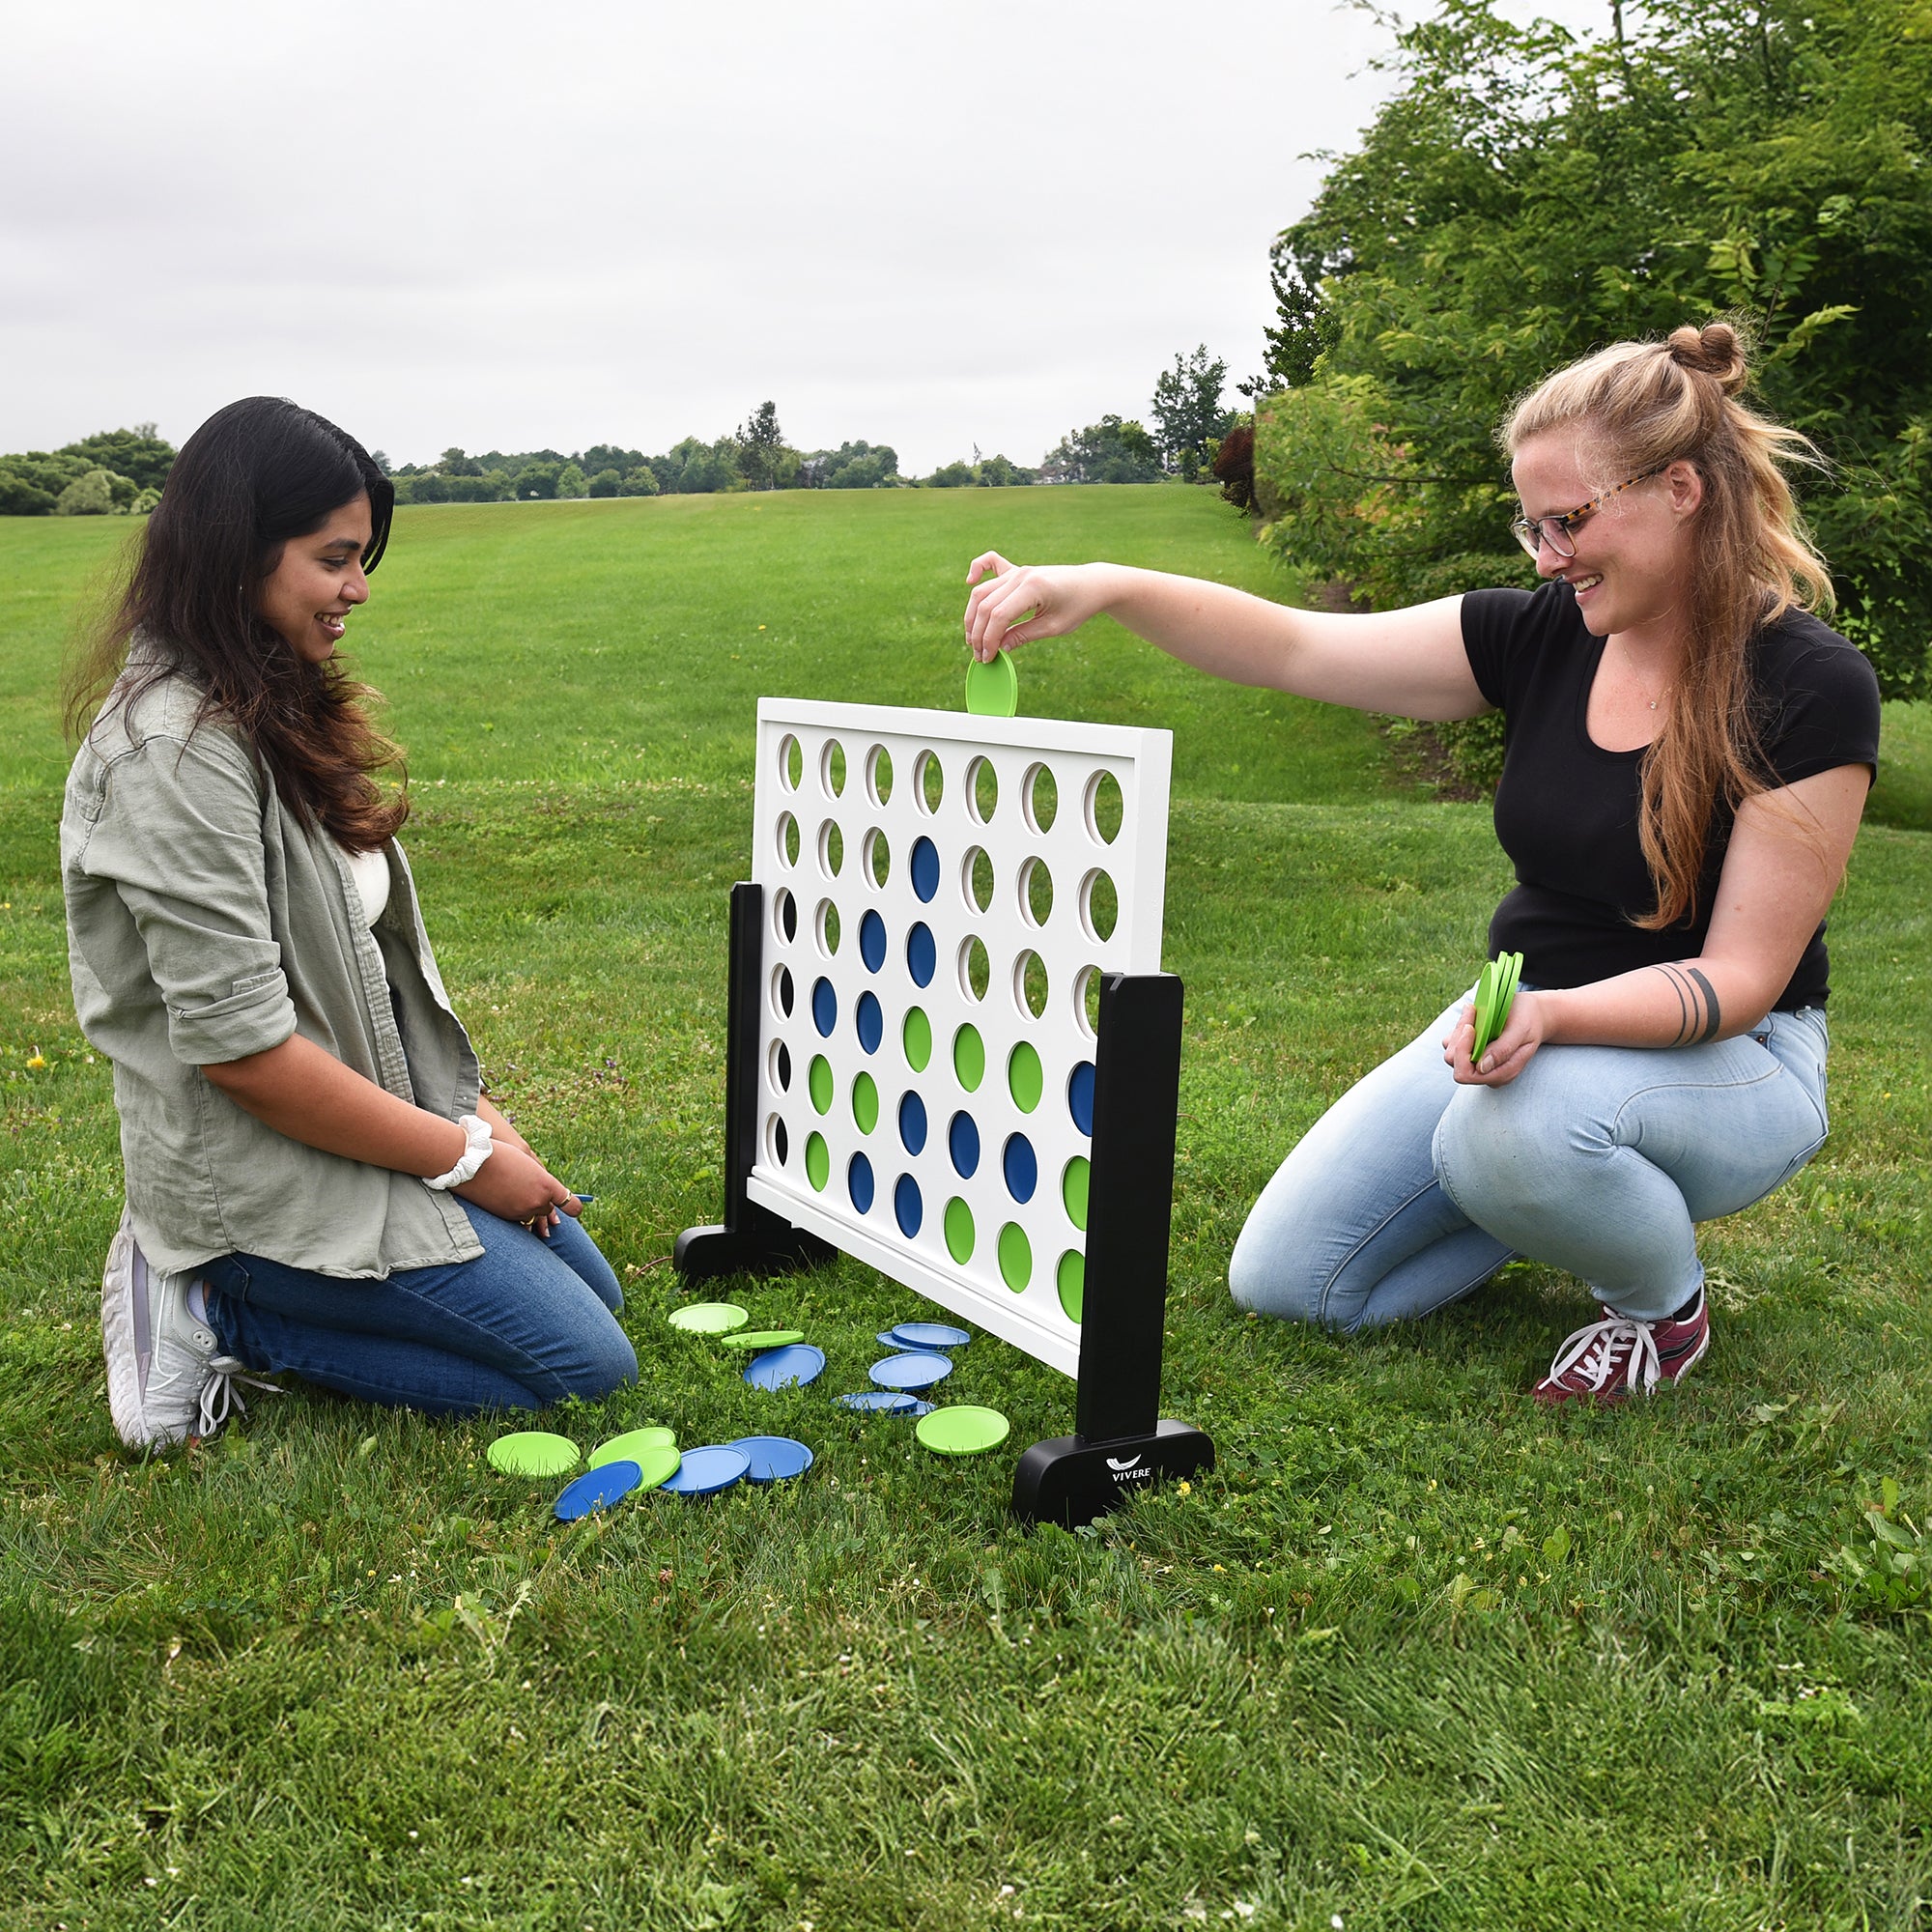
[1649,962,1723,1045]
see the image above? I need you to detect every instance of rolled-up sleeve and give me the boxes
[79,729,298,1065]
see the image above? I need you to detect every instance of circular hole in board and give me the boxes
[773,887,797,945]
[952,1024,984,1093]
[867,745,893,807]
[768,1039,791,1093]
[1057,1250,1084,1322]
[778,812,800,867]
[968,756,999,824]
[805,1132,830,1190]
[856,990,883,1054]
[816,899,840,958]
[958,936,990,1003]
[848,1151,875,1214]
[1081,869,1118,944]
[859,909,886,972]
[865,829,891,889]
[916,751,944,815]
[1085,770,1123,844]
[944,1196,976,1263]
[818,821,844,877]
[997,1223,1032,1293]
[910,836,941,904]
[780,734,803,791]
[963,846,993,915]
[811,977,837,1037]
[771,965,794,1020]
[906,922,936,988]
[898,1090,928,1154]
[1062,1155,1090,1230]
[809,1054,834,1115]
[1013,950,1048,1022]
[852,1069,879,1132]
[949,1111,980,1178]
[1003,1133,1037,1204]
[767,1114,789,1167]
[903,1006,932,1071]
[1074,965,1101,1039]
[1020,858,1052,928]
[1007,1041,1042,1113]
[895,1174,923,1237]
[1067,1061,1095,1137]
[1024,762,1059,834]
[821,739,846,798]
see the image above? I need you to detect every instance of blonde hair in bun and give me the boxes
[1500,323,1835,931]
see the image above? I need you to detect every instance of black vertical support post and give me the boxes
[1011,971,1214,1526]
[674,882,834,1282]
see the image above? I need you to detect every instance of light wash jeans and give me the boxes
[204,1199,637,1414]
[1228,991,1831,1330]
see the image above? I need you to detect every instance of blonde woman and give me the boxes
[962,324,1879,1404]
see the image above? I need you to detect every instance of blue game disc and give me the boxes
[743,1343,826,1390]
[838,1390,919,1412]
[727,1435,815,1483]
[660,1445,751,1496]
[904,1401,936,1417]
[554,1459,642,1520]
[876,1330,904,1348]
[869,1351,953,1392]
[891,1321,971,1351]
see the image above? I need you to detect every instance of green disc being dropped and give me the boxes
[916,1406,1011,1457]
[487,1431,580,1479]
[965,650,1019,718]
[668,1301,749,1335]
[719,1328,807,1352]
[588,1426,676,1467]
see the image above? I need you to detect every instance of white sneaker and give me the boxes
[100,1208,277,1447]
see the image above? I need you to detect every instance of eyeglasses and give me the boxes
[1510,464,1667,559]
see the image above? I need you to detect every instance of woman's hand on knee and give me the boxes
[454,1143,582,1233]
[1444,991,1548,1086]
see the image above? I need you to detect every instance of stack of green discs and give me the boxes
[1471,951,1525,1063]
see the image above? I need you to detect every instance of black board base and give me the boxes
[672,1218,836,1284]
[1010,1419,1216,1528]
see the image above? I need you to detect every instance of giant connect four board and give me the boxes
[743,698,1170,1378]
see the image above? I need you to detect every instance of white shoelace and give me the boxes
[196,1355,283,1437]
[1544,1314,1662,1398]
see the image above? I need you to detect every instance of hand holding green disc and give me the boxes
[965,648,1019,717]
[1470,951,1524,1063]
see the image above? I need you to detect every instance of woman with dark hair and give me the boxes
[64,396,636,1447]
[962,323,1881,1405]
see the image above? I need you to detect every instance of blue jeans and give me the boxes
[1228,992,1831,1330]
[203,1199,638,1414]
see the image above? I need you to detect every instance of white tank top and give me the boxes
[340,843,390,929]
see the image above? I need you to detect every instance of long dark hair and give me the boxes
[67,396,408,851]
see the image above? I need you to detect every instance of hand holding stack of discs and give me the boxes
[1470,950,1525,1064]
[487,1300,1009,1520]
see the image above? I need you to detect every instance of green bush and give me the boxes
[53,469,131,516]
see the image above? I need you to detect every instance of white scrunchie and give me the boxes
[423,1113,494,1191]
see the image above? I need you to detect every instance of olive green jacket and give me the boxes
[61,661,483,1278]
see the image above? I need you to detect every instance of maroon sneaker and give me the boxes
[1532,1291,1710,1406]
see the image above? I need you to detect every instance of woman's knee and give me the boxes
[554,1314,637,1402]
[1432,1077,1585,1226]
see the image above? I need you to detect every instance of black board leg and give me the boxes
[1010,971,1214,1527]
[674,882,836,1283]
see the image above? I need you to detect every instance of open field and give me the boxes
[3,487,1930,1929]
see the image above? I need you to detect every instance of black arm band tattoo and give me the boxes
[1650,963,1693,1045]
[1685,966,1722,1043]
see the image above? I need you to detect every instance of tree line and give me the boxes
[0,347,1244,515]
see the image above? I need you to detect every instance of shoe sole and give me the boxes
[100,1208,152,1448]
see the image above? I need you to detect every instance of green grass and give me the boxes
[4,490,1931,1930]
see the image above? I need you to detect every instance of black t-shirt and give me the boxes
[1461,582,1881,1009]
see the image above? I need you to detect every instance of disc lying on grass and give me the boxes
[869,1351,952,1392]
[728,1435,814,1483]
[743,1343,826,1390]
[719,1328,806,1352]
[661,1445,751,1496]
[891,1321,970,1351]
[668,1302,749,1335]
[587,1427,676,1467]
[487,1431,580,1480]
[837,1390,920,1413]
[916,1406,1010,1457]
[554,1459,642,1520]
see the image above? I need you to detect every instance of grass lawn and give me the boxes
[2,487,1930,1930]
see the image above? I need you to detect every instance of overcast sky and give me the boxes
[6,0,1605,476]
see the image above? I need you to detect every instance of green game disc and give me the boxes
[487,1431,581,1479]
[588,1441,681,1491]
[965,650,1019,718]
[1470,950,1525,1062]
[587,1427,676,1467]
[719,1328,807,1352]
[916,1406,1011,1457]
[668,1302,749,1335]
